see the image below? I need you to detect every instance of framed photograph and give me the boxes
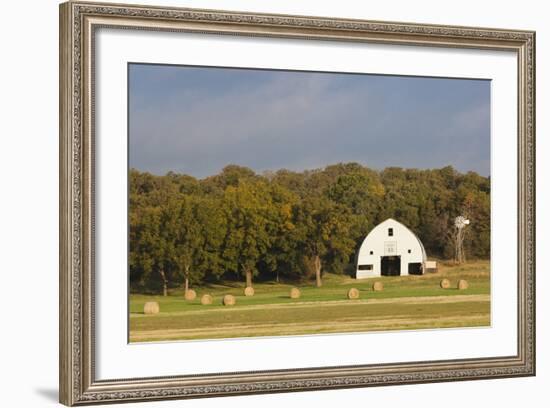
[59,1,535,405]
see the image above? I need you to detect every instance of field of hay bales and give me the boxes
[129,260,490,343]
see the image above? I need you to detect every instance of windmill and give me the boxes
[454,215,470,264]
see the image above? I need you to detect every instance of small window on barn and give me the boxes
[369,250,373,255]
[358,264,373,271]
[408,249,411,253]
[388,228,394,236]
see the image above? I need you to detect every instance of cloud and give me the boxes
[129,65,490,177]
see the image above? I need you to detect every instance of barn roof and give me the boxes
[372,218,427,260]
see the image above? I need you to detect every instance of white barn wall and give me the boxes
[356,219,426,278]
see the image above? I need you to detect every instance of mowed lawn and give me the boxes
[129,260,490,342]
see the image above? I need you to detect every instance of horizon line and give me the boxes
[129,162,491,180]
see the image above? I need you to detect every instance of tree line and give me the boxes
[129,163,490,295]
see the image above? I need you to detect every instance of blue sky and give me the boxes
[129,64,490,177]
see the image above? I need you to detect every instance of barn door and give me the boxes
[381,256,401,276]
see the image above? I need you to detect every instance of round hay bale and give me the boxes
[223,294,236,306]
[200,294,213,305]
[143,301,159,315]
[440,278,451,289]
[372,281,384,292]
[457,279,469,290]
[184,289,196,301]
[347,288,360,300]
[289,287,301,299]
[244,286,255,297]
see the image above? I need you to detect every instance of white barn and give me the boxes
[356,218,427,279]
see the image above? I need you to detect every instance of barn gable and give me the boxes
[355,218,427,279]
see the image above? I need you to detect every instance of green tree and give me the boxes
[260,183,299,282]
[167,197,203,295]
[193,196,228,282]
[129,205,176,296]
[293,196,355,287]
[326,167,385,243]
[168,195,229,292]
[129,163,491,293]
[222,180,273,287]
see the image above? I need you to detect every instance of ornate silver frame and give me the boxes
[59,1,536,405]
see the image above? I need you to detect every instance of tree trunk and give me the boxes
[159,268,168,297]
[184,266,190,294]
[314,255,322,287]
[276,270,280,283]
[245,268,253,288]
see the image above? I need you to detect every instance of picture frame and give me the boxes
[59,1,536,405]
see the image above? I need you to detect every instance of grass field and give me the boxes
[129,260,490,342]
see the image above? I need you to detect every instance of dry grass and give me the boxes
[184,289,196,301]
[290,287,301,299]
[223,294,236,306]
[130,260,490,342]
[143,301,159,315]
[130,294,490,342]
[347,288,360,299]
[200,294,213,305]
[458,279,469,290]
